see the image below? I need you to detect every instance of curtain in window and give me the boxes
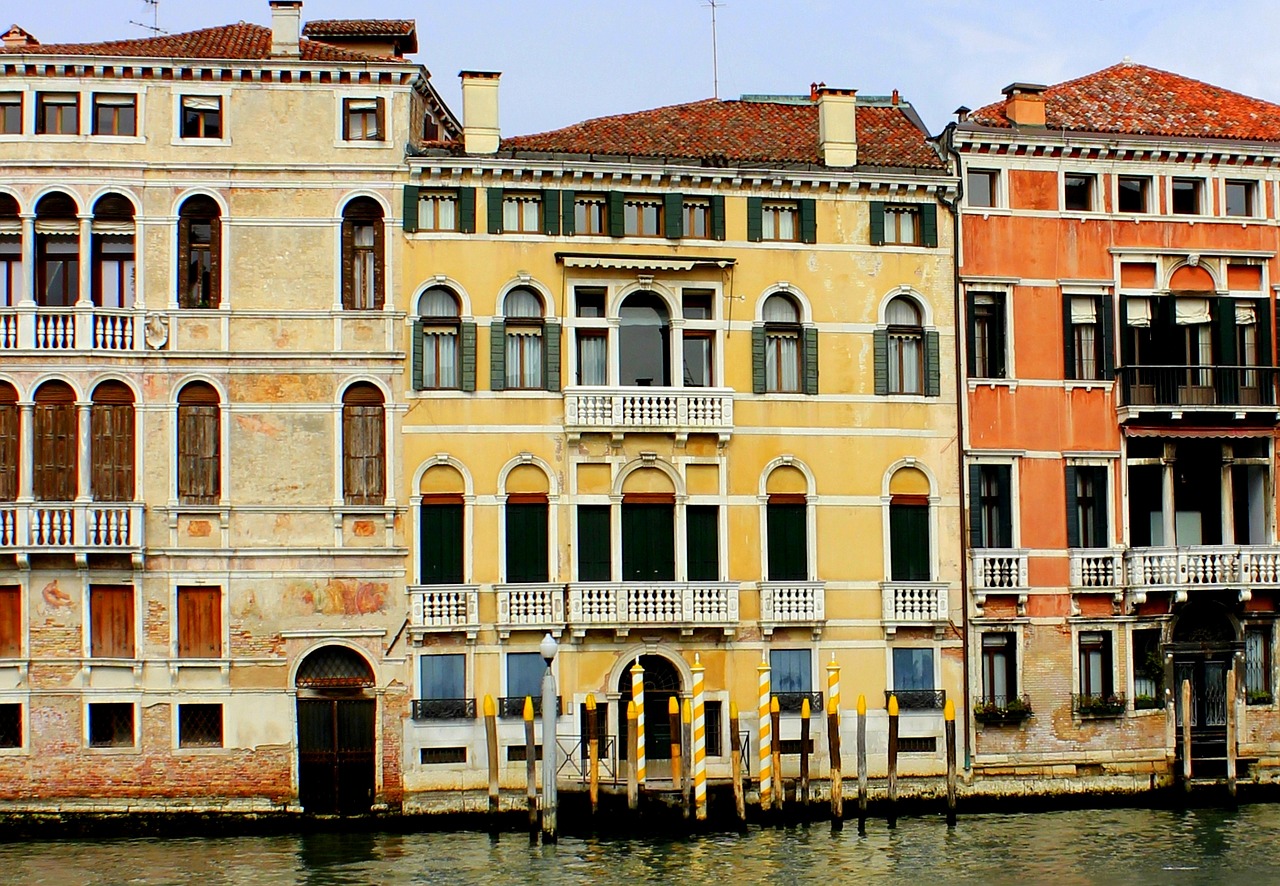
[505,328,542,388]
[423,330,458,389]
[762,295,799,323]
[766,332,799,392]
[418,286,458,317]
[578,334,607,385]
[352,225,376,310]
[889,333,922,393]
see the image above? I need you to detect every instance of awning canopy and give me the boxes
[1124,426,1276,439]
[556,252,735,272]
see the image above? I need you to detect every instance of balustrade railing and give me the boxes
[0,308,140,352]
[0,502,143,551]
[881,582,948,624]
[1126,546,1280,589]
[773,691,824,714]
[566,582,739,633]
[496,583,565,634]
[970,549,1029,590]
[759,581,826,631]
[564,386,734,440]
[408,584,480,636]
[1069,550,1124,589]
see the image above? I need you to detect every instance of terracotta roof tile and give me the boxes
[0,22,400,62]
[302,20,415,38]
[501,98,944,169]
[969,62,1280,142]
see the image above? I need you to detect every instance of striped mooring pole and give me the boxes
[757,654,772,810]
[631,658,646,786]
[692,652,707,821]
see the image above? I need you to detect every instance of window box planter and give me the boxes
[1247,690,1273,706]
[973,695,1031,725]
[1133,694,1163,711]
[1073,694,1126,718]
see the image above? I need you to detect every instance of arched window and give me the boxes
[341,383,385,505]
[503,464,549,583]
[418,464,466,584]
[177,196,221,309]
[341,198,384,311]
[90,381,135,502]
[886,296,924,394]
[177,382,220,504]
[35,192,79,308]
[0,382,17,502]
[619,291,670,387]
[761,294,801,393]
[888,467,931,581]
[497,287,545,390]
[33,381,76,501]
[92,193,136,309]
[0,195,21,308]
[413,286,463,390]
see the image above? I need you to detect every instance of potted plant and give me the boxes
[1247,688,1273,706]
[974,696,1032,725]
[1076,693,1126,717]
[1134,693,1161,710]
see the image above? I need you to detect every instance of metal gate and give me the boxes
[297,698,376,815]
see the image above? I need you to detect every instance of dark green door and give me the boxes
[890,503,930,581]
[622,503,675,581]
[420,502,463,584]
[297,697,375,815]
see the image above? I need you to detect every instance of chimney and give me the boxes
[269,0,302,58]
[1001,82,1048,127]
[1,25,39,48]
[460,70,501,155]
[816,86,857,168]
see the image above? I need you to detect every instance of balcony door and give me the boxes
[618,291,670,387]
[621,498,675,582]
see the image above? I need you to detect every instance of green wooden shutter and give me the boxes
[560,189,576,236]
[411,319,426,390]
[1214,297,1238,404]
[1065,465,1079,548]
[1093,466,1109,547]
[1099,294,1115,379]
[608,191,625,236]
[543,320,561,392]
[920,203,938,247]
[487,187,504,234]
[402,185,420,233]
[798,198,817,244]
[686,505,719,582]
[542,189,560,235]
[577,505,611,581]
[622,503,675,581]
[869,201,886,246]
[968,464,984,547]
[420,503,464,584]
[995,465,1013,547]
[1259,300,1273,406]
[506,502,549,583]
[924,330,941,396]
[1063,293,1077,379]
[460,321,477,392]
[802,326,819,395]
[664,193,683,239]
[751,325,767,394]
[766,502,807,581]
[1119,296,1135,368]
[746,197,763,242]
[889,504,930,581]
[964,293,976,377]
[457,188,476,233]
[710,194,726,240]
[992,297,1008,378]
[873,328,889,395]
[489,319,506,391]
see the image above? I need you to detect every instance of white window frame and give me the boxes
[1061,171,1099,214]
[1114,173,1153,215]
[965,167,1002,210]
[172,90,231,147]
[1222,178,1261,220]
[1168,176,1206,217]
[335,93,392,148]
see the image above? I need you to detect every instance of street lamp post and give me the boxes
[539,632,559,843]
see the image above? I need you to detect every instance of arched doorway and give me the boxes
[1169,599,1240,777]
[295,645,377,815]
[617,654,682,780]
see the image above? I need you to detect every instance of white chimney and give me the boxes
[460,71,501,155]
[817,87,857,167]
[269,0,302,58]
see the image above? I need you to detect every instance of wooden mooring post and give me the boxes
[524,696,538,841]
[887,694,899,828]
[669,696,683,802]
[827,656,843,830]
[1227,669,1238,800]
[770,697,783,817]
[729,702,746,826]
[627,700,640,812]
[1181,678,1193,791]
[799,697,811,812]
[484,695,500,835]
[944,697,957,827]
[856,694,868,832]
[682,698,693,820]
[586,693,600,817]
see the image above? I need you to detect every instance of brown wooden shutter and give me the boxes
[91,383,135,503]
[341,99,351,140]
[0,398,17,503]
[177,217,191,307]
[90,585,134,659]
[340,220,355,310]
[178,384,221,505]
[372,219,385,310]
[0,586,19,658]
[343,401,385,506]
[375,97,386,140]
[33,387,76,502]
[208,217,222,308]
[177,586,221,658]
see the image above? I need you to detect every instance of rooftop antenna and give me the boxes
[703,0,723,99]
[130,0,167,36]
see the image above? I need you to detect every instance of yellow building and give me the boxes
[399,78,964,806]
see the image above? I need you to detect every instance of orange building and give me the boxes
[951,64,1280,786]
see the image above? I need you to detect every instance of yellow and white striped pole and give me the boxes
[757,654,772,809]
[631,658,646,786]
[826,651,841,715]
[692,652,707,821]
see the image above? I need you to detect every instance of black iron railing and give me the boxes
[1118,365,1277,408]
[774,691,824,714]
[1072,693,1126,718]
[411,698,477,720]
[497,695,563,718]
[886,689,947,710]
[973,694,1032,725]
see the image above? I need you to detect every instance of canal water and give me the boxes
[1,805,1275,885]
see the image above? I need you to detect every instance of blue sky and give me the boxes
[11,0,1280,137]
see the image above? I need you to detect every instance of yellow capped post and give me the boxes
[888,694,899,717]
[523,695,534,721]
[944,698,955,722]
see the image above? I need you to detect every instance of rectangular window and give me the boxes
[37,236,79,307]
[0,93,20,135]
[419,499,464,584]
[889,502,930,581]
[577,505,611,581]
[176,586,221,659]
[342,97,383,141]
[181,96,222,139]
[89,585,134,659]
[575,286,605,318]
[505,499,549,583]
[766,498,808,581]
[417,192,458,232]
[1063,173,1094,211]
[682,289,713,320]
[1132,629,1163,706]
[980,633,1016,704]
[502,193,542,233]
[88,703,134,748]
[92,93,136,137]
[1246,627,1272,703]
[771,648,812,694]
[705,700,723,757]
[682,332,713,387]
[1069,466,1108,548]
[762,202,798,241]
[683,199,711,238]
[0,586,18,658]
[765,328,801,393]
[1078,631,1113,699]
[93,237,136,309]
[686,505,719,582]
[883,206,920,244]
[420,326,459,389]
[621,501,675,582]
[967,169,998,208]
[968,292,1006,378]
[178,703,223,748]
[507,651,545,701]
[0,704,19,748]
[1226,180,1255,218]
[893,647,935,691]
[623,197,663,237]
[574,196,607,235]
[974,464,1013,548]
[423,746,468,764]
[1118,176,1150,213]
[504,324,545,390]
[576,330,607,385]
[36,92,78,135]
[1172,178,1202,215]
[0,236,21,307]
[421,653,465,699]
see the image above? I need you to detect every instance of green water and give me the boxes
[0,805,1274,885]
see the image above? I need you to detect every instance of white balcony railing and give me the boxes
[758,581,826,636]
[1126,546,1280,591]
[0,502,144,560]
[0,308,140,352]
[1068,549,1125,590]
[496,583,566,638]
[970,549,1029,591]
[563,386,734,442]
[881,582,949,636]
[567,581,739,637]
[408,584,480,640]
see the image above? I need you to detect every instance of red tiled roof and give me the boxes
[501,98,944,169]
[302,19,415,38]
[969,62,1280,142]
[0,22,400,62]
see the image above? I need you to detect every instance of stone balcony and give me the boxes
[0,307,140,352]
[563,386,734,444]
[881,581,949,638]
[970,549,1029,616]
[495,583,566,639]
[566,581,739,638]
[408,584,480,642]
[0,502,144,565]
[1125,546,1280,604]
[758,581,826,637]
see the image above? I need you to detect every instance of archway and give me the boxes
[617,654,683,780]
[619,291,670,386]
[1169,599,1240,777]
[295,645,376,815]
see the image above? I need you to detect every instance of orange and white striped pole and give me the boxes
[826,651,841,715]
[692,652,707,821]
[757,654,772,809]
[631,658,646,785]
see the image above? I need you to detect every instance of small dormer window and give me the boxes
[343,98,384,141]
[181,96,222,139]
